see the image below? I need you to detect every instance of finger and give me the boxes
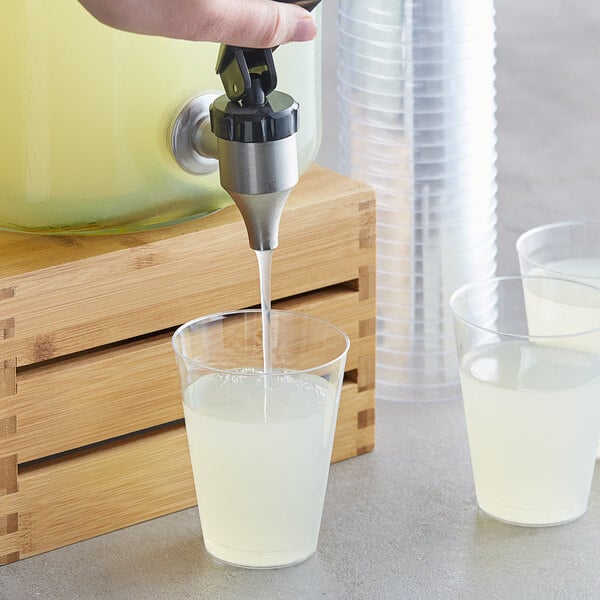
[193,0,317,47]
[77,0,317,47]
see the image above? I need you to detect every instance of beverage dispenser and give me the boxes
[0,0,321,233]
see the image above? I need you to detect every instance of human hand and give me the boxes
[77,0,318,47]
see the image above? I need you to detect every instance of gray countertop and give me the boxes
[5,399,600,599]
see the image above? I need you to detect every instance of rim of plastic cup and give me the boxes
[449,275,600,340]
[336,61,495,86]
[377,290,497,311]
[337,36,496,61]
[376,345,458,359]
[375,195,499,210]
[377,271,498,292]
[336,76,496,99]
[376,250,498,272]
[339,128,498,151]
[336,22,498,48]
[337,60,498,85]
[171,309,350,375]
[377,198,498,219]
[341,146,499,171]
[373,179,499,197]
[377,217,498,234]
[358,183,499,203]
[337,76,498,100]
[378,338,457,353]
[337,89,497,115]
[340,130,497,147]
[337,62,498,85]
[515,220,600,278]
[345,168,499,188]
[337,93,498,118]
[337,43,495,63]
[337,105,498,132]
[377,364,458,378]
[377,302,492,326]
[376,350,457,374]
[336,33,497,56]
[376,238,498,261]
[376,261,498,281]
[378,199,498,212]
[376,236,498,255]
[338,97,498,120]
[343,161,498,182]
[337,5,497,30]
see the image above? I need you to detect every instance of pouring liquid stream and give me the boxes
[256,249,273,421]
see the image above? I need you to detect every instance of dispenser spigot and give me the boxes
[208,45,299,251]
[170,0,322,251]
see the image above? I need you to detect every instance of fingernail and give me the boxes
[292,15,317,42]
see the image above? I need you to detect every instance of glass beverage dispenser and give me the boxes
[0,0,321,233]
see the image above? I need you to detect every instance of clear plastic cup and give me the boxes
[171,310,349,568]
[516,222,600,285]
[516,221,600,456]
[450,276,600,526]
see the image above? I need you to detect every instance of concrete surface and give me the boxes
[2,0,600,598]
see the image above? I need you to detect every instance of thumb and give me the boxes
[202,0,317,47]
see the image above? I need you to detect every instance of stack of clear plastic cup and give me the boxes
[337,0,499,402]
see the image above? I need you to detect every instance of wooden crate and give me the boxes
[0,165,375,563]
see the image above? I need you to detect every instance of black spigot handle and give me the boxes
[216,0,322,106]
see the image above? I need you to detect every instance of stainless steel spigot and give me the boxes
[209,45,299,251]
[170,0,321,251]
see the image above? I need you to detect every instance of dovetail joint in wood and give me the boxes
[358,265,375,301]
[359,317,376,338]
[0,416,17,440]
[0,318,15,340]
[357,443,375,455]
[0,455,18,496]
[357,408,375,430]
[1,359,17,398]
[0,288,15,300]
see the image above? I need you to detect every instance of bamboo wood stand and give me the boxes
[0,165,375,563]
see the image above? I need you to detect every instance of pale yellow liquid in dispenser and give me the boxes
[0,0,321,233]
